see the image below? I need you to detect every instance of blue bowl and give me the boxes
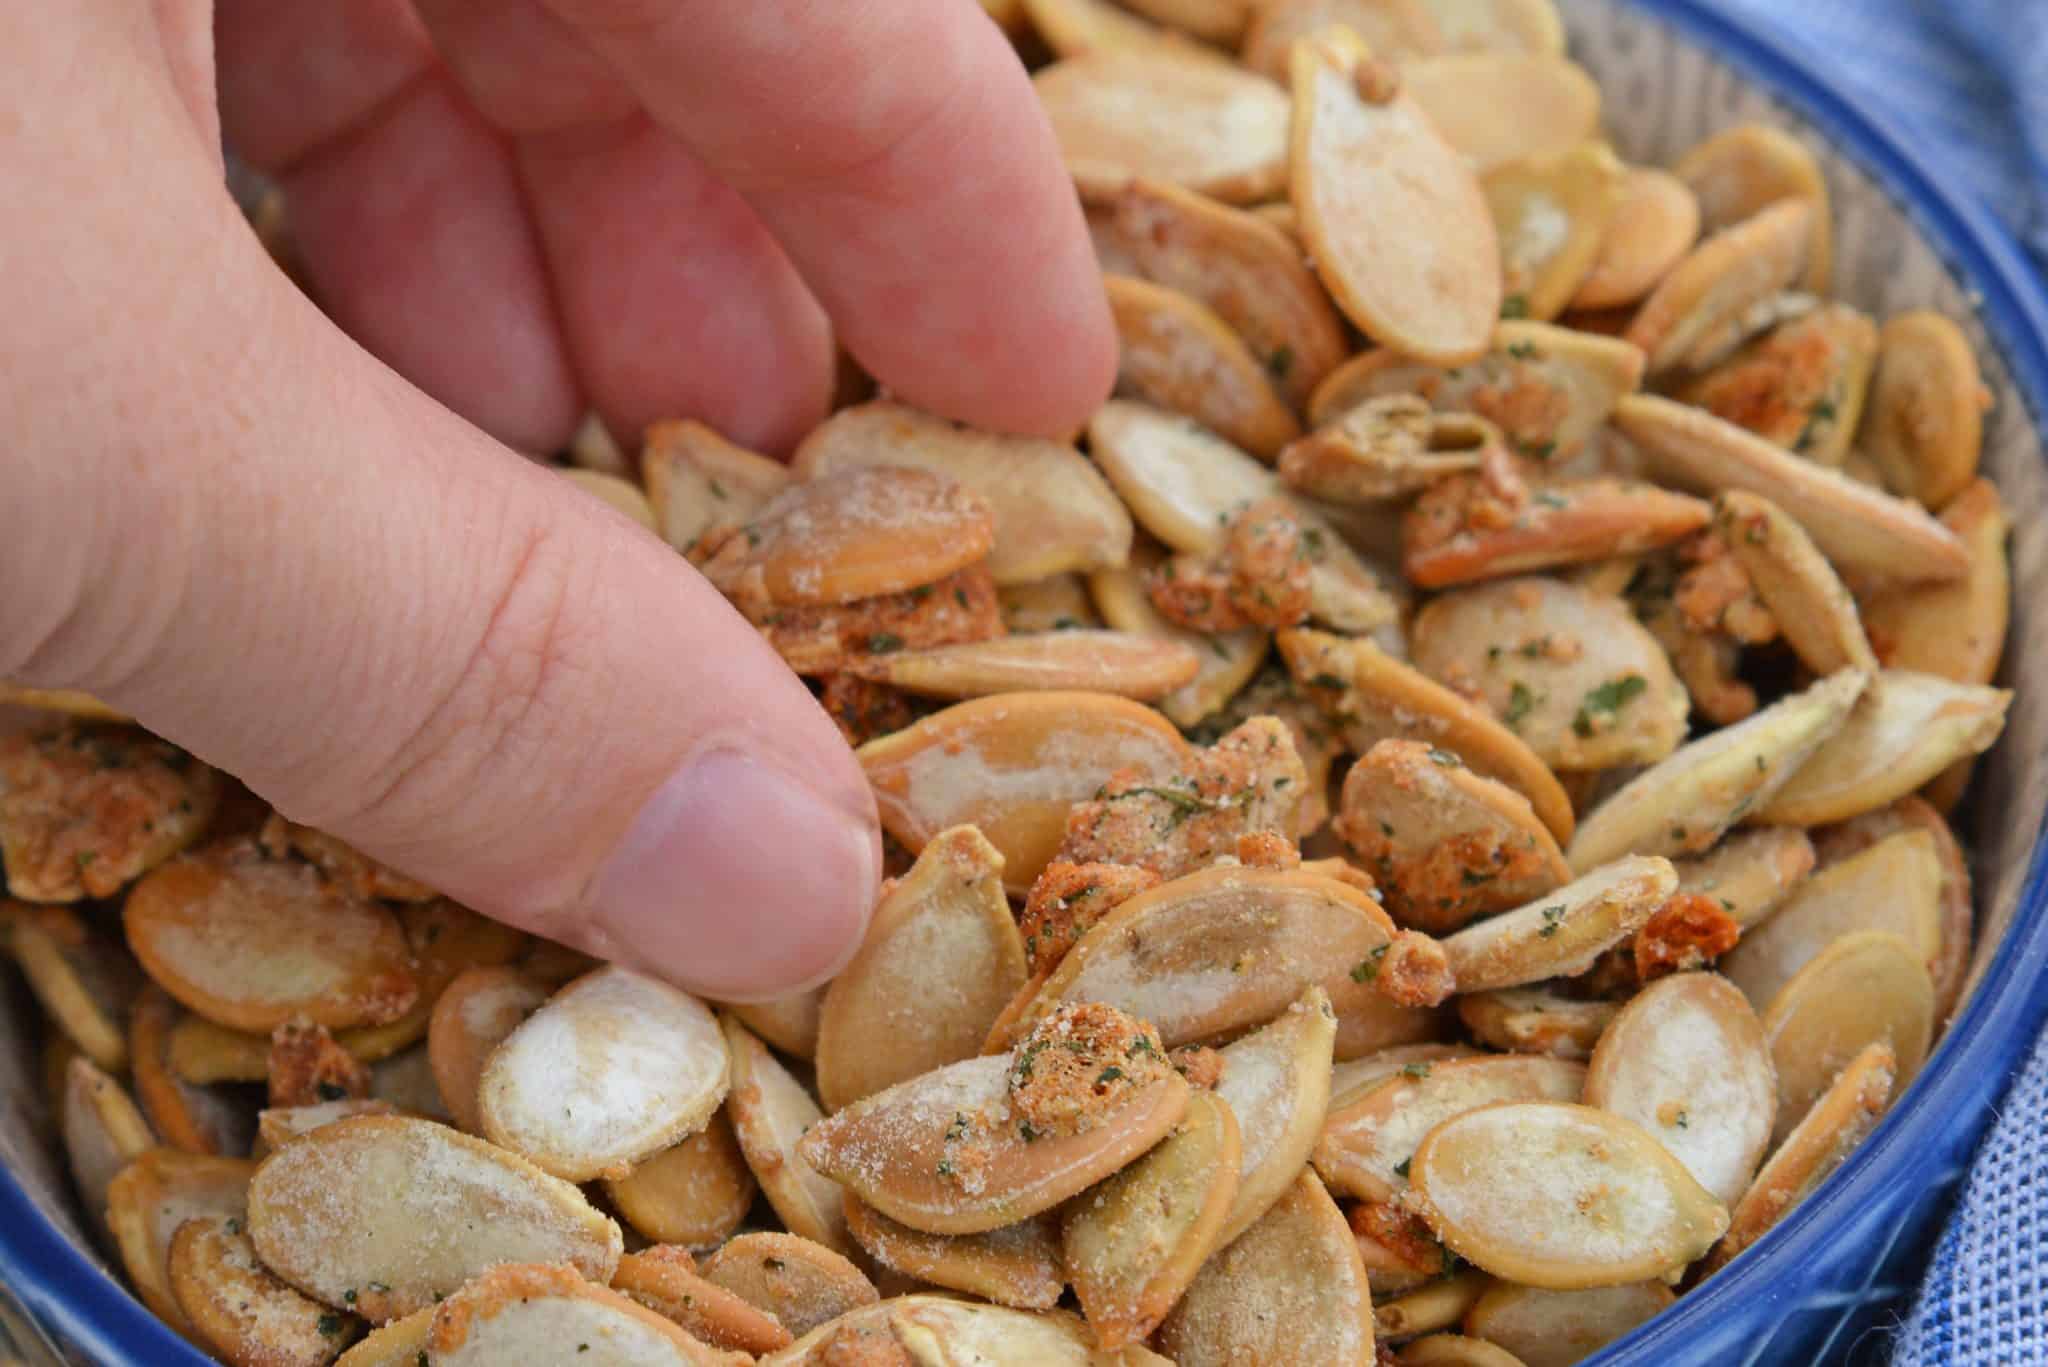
[3,1,2046,1363]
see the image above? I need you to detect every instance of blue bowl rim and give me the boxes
[3,1,2048,1363]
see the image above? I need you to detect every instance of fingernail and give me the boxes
[590,747,879,999]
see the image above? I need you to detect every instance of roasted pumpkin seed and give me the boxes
[1758,930,1931,1144]
[1462,1280,1673,1367]
[1483,143,1624,323]
[699,1231,879,1339]
[1401,55,1599,175]
[424,1262,721,1366]
[1571,167,1701,311]
[1211,987,1338,1241]
[1673,123,1833,293]
[1862,311,1991,510]
[845,1198,1065,1310]
[107,1149,256,1342]
[1439,855,1675,992]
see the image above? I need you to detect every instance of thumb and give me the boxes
[1,14,877,999]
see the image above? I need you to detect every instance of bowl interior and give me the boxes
[2,1,2047,1364]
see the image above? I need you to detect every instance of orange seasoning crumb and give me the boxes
[1634,893,1742,981]
[1007,1003,1173,1143]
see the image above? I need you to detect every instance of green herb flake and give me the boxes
[1501,295,1530,319]
[1507,341,1539,360]
[1350,944,1389,983]
[1097,1065,1125,1086]
[1504,681,1536,728]
[708,477,728,500]
[1538,904,1566,938]
[1393,1156,1413,1179]
[1572,674,1648,737]
[316,1082,347,1102]
[1401,1062,1432,1080]
[1426,747,1460,768]
[318,1315,342,1337]
[865,632,905,655]
[1674,1110,1690,1129]
[1266,345,1295,379]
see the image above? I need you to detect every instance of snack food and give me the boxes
[0,3,2018,1362]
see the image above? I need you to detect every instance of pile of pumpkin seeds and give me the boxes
[0,0,2016,1362]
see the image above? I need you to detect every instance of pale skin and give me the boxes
[0,0,1117,999]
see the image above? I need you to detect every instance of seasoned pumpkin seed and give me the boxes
[1623,200,1814,376]
[61,1056,155,1246]
[1752,670,2010,826]
[817,826,1026,1110]
[1701,1040,1893,1275]
[1422,0,1565,55]
[1483,143,1624,323]
[1457,988,1617,1060]
[1106,274,1303,460]
[604,1113,757,1251]
[1241,0,1445,81]
[1584,973,1776,1206]
[1315,1054,1585,1201]
[424,1263,721,1366]
[722,1015,851,1254]
[1291,30,1501,364]
[640,420,793,557]
[1212,987,1338,1241]
[8,905,141,1072]
[1566,668,1866,871]
[1088,545,1271,728]
[1673,123,1833,293]
[107,1149,256,1342]
[845,1198,1065,1310]
[1716,490,1875,673]
[794,401,1134,584]
[1156,1171,1377,1366]
[700,1232,879,1339]
[1439,855,1675,992]
[1409,1101,1727,1287]
[1670,826,1815,931]
[1376,1268,1491,1341]
[246,1115,621,1322]
[1862,477,2009,686]
[1401,55,1600,175]
[1399,1334,1529,1366]
[1759,931,1931,1144]
[426,965,546,1136]
[1571,167,1701,311]
[1862,311,1991,510]
[1064,1088,1242,1347]
[168,1215,361,1364]
[1329,1043,1479,1109]
[1677,304,1878,466]
[129,987,258,1158]
[859,691,1189,895]
[612,1244,793,1355]
[1035,51,1293,204]
[253,1100,400,1160]
[847,629,1200,702]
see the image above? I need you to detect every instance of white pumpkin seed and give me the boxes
[723,1015,850,1255]
[1213,987,1338,1241]
[1439,855,1675,992]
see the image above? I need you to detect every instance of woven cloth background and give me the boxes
[1703,1,2048,1361]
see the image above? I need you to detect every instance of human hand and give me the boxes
[0,0,1114,999]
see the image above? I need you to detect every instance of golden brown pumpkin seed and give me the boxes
[1315,1054,1585,1202]
[1309,324,1644,459]
[1211,987,1337,1241]
[1440,855,1675,992]
[130,987,259,1158]
[721,1020,850,1256]
[1105,274,1303,460]
[1401,55,1599,175]
[1863,311,1991,510]
[8,906,141,1072]
[1399,1334,1529,1366]
[1157,1171,1377,1366]
[169,1214,360,1364]
[1702,1040,1893,1275]
[426,965,546,1136]
[699,466,994,613]
[1035,51,1293,204]
[1753,670,2010,826]
[1088,401,1402,632]
[794,401,1134,584]
[1333,738,1571,934]
[0,724,220,903]
[845,1198,1065,1310]
[1376,1268,1491,1341]
[1463,1280,1673,1367]
[1673,123,1833,293]
[1677,304,1878,466]
[61,1056,154,1246]
[1280,397,1497,503]
[1291,30,1500,364]
[1814,798,1973,1023]
[699,1232,880,1339]
[799,1046,1190,1236]
[1863,478,2010,687]
[1715,490,1876,674]
[1566,668,1867,872]
[1410,1101,1727,1288]
[479,966,728,1183]
[1089,546,1270,728]
[641,419,793,557]
[246,1116,621,1322]
[1721,831,1942,1017]
[715,989,822,1062]
[817,826,1026,1110]
[1583,973,1775,1206]
[995,865,1407,1053]
[124,841,417,1034]
[1672,827,1815,931]
[1104,177,1350,408]
[1409,576,1690,771]
[1571,167,1701,311]
[253,1100,401,1159]
[859,691,1189,896]
[1483,143,1624,322]
[1457,988,1617,1060]
[424,1262,723,1366]
[613,1245,793,1356]
[1403,472,1711,590]
[1623,200,1813,376]
[847,630,1200,702]
[1064,1088,1241,1347]
[1759,931,1931,1144]
[1241,0,1445,81]
[605,1113,757,1250]
[1278,627,1575,843]
[1619,396,1970,586]
[106,1148,255,1340]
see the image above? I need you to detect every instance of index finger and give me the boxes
[540,0,1116,438]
